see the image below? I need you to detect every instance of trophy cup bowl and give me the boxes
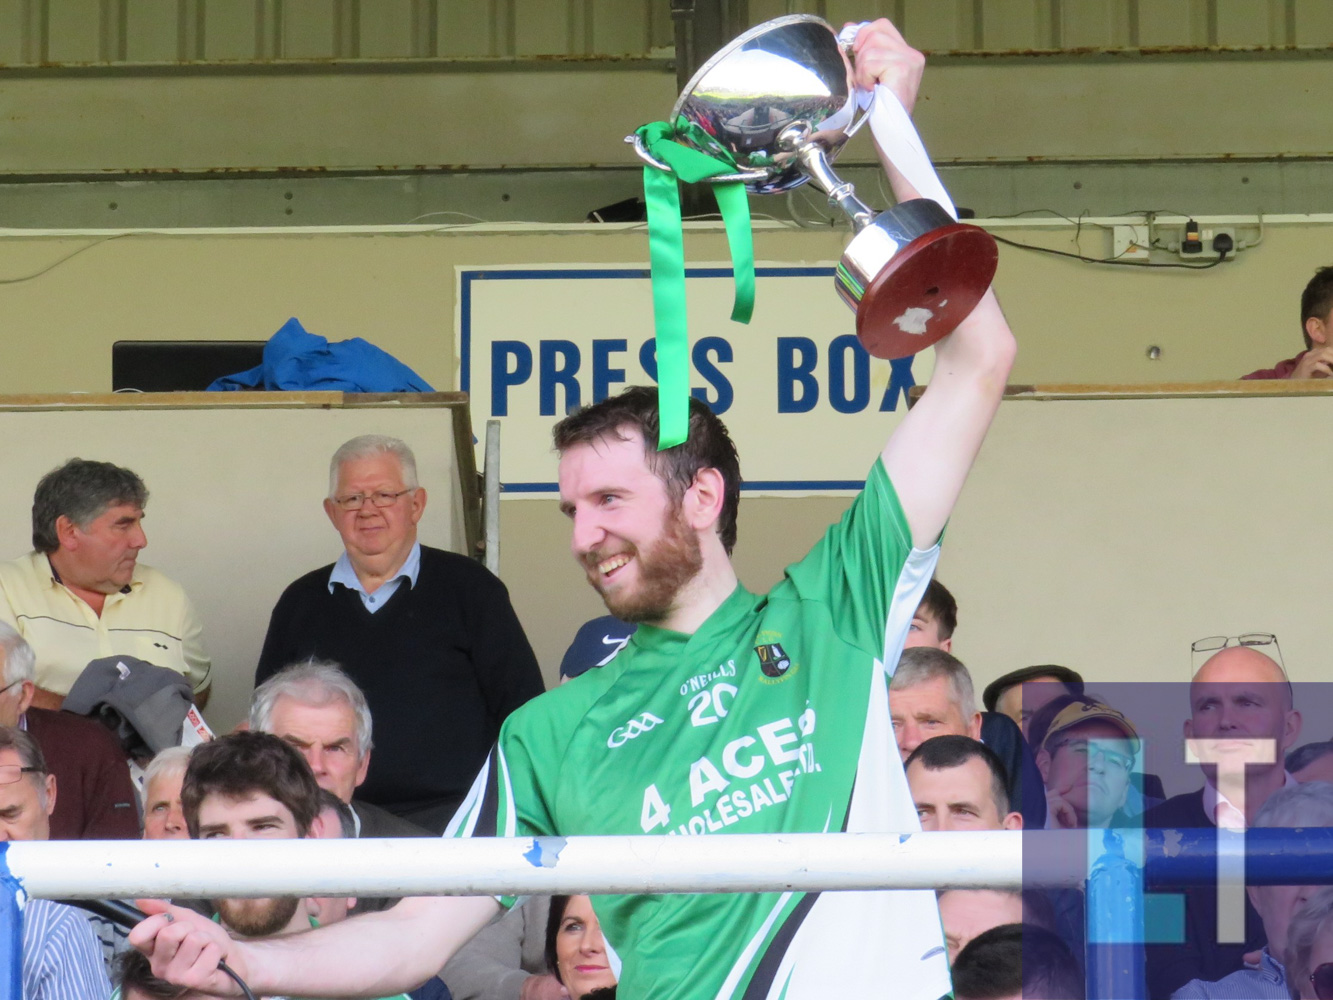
[631,14,998,360]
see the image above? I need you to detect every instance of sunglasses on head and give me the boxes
[1311,963,1333,999]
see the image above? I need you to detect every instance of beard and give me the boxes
[213,895,301,937]
[584,504,703,624]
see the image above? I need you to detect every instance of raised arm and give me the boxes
[131,894,500,998]
[853,19,1017,549]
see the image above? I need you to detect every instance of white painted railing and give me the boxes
[3,831,1037,899]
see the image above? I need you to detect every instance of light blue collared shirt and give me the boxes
[1170,948,1288,999]
[328,541,421,613]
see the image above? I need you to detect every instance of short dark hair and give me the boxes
[905,735,1011,816]
[181,731,320,839]
[317,787,357,839]
[1302,266,1333,350]
[31,458,148,553]
[916,579,957,640]
[114,950,193,1000]
[1288,741,1333,774]
[544,894,573,982]
[951,923,1084,1000]
[552,386,742,554]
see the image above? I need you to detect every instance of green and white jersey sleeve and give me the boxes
[447,460,950,1000]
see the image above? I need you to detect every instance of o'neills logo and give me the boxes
[755,643,792,678]
[607,712,664,748]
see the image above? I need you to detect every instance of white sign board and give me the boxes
[457,265,934,495]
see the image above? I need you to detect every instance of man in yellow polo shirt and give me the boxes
[0,458,210,710]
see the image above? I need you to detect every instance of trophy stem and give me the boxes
[795,142,876,233]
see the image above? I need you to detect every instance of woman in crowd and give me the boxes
[544,895,617,1000]
[1286,885,1333,999]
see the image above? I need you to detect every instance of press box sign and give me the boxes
[456,265,934,495]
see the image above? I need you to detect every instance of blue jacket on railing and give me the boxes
[208,317,434,392]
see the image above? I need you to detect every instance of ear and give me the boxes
[1307,315,1328,346]
[1245,884,1260,911]
[54,515,80,551]
[683,468,726,532]
[1284,709,1303,754]
[1035,748,1052,783]
[354,750,371,789]
[16,680,34,716]
[409,487,427,525]
[1183,718,1193,742]
[940,637,952,653]
[967,712,982,740]
[323,498,339,530]
[309,812,329,839]
[43,773,57,816]
[1003,811,1023,831]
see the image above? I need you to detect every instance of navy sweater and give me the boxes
[256,546,544,832]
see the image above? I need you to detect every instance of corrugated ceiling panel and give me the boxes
[45,0,102,63]
[281,0,337,60]
[125,2,179,63]
[1137,0,1205,47]
[1215,0,1282,47]
[360,0,416,59]
[1293,0,1333,45]
[514,0,570,56]
[590,0,651,55]
[439,0,500,57]
[203,0,261,62]
[901,0,973,51]
[980,0,1046,51]
[0,1,26,65]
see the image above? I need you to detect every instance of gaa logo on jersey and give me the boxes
[607,712,664,748]
[755,643,792,678]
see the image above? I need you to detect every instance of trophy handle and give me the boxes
[624,135,773,186]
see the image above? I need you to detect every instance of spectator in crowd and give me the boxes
[1030,694,1140,830]
[544,896,616,1000]
[982,664,1084,742]
[952,924,1085,1000]
[1242,266,1333,379]
[250,660,427,837]
[1,726,113,999]
[1172,781,1333,998]
[1288,885,1333,1000]
[905,735,1022,832]
[0,620,138,839]
[142,745,191,840]
[903,578,956,652]
[1290,742,1333,784]
[254,435,544,833]
[0,459,211,710]
[559,616,634,682]
[1143,640,1301,997]
[316,787,358,839]
[113,950,192,1000]
[891,647,1042,827]
[938,890,1023,963]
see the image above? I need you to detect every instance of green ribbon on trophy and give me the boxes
[635,117,755,449]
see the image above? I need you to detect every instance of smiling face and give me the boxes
[267,695,369,804]
[558,430,703,624]
[554,895,617,998]
[55,502,147,594]
[323,452,425,572]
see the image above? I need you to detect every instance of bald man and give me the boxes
[1143,644,1302,998]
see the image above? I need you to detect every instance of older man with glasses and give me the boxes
[254,435,544,834]
[0,726,112,999]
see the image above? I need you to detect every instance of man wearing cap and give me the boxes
[1029,694,1139,830]
[983,665,1084,743]
[0,459,211,711]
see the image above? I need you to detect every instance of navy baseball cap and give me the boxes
[559,615,637,679]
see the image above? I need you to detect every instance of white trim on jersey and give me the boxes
[882,544,941,677]
[714,891,797,1000]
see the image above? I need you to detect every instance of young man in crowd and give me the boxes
[130,17,1017,999]
[904,735,1022,833]
[1242,266,1333,379]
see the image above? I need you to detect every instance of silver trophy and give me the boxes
[630,14,997,359]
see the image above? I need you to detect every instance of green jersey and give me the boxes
[448,460,950,1000]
